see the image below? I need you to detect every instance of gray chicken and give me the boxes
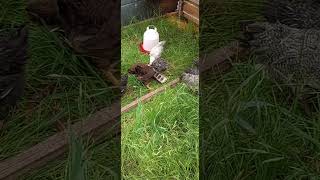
[0,25,28,123]
[150,57,168,72]
[181,58,199,92]
[241,22,320,102]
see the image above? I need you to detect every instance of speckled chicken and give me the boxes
[0,25,28,122]
[264,0,320,29]
[181,58,199,92]
[27,0,121,85]
[150,57,168,72]
[241,21,320,97]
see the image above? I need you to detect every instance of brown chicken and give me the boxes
[128,63,156,88]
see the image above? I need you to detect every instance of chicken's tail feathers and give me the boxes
[159,41,166,46]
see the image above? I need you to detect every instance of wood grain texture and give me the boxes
[122,78,180,113]
[200,41,248,74]
[182,0,199,25]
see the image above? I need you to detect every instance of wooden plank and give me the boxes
[200,41,248,74]
[122,78,180,113]
[0,78,181,180]
[183,12,199,25]
[182,1,199,25]
[183,1,199,19]
[159,0,179,13]
[123,12,178,29]
[188,0,199,5]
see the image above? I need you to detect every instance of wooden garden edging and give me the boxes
[199,41,246,74]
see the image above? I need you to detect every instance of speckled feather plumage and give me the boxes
[242,21,320,94]
[181,58,199,92]
[151,58,168,72]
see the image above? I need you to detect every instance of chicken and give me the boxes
[150,57,168,72]
[0,25,28,124]
[27,0,121,86]
[181,58,199,92]
[240,21,320,113]
[149,41,166,65]
[242,22,320,87]
[128,63,155,88]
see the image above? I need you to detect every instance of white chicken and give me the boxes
[149,41,166,65]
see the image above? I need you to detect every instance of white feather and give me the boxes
[149,41,166,65]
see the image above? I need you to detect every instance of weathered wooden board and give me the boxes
[182,0,199,25]
[200,41,247,74]
[122,78,180,113]
[159,0,179,13]
[188,0,199,5]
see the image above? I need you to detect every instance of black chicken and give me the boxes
[27,0,121,86]
[0,25,28,124]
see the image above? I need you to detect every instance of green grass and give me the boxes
[121,17,199,104]
[122,84,199,179]
[0,4,199,178]
[201,0,320,179]
[23,16,199,179]
[1,0,119,179]
[0,0,116,161]
[121,16,199,179]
